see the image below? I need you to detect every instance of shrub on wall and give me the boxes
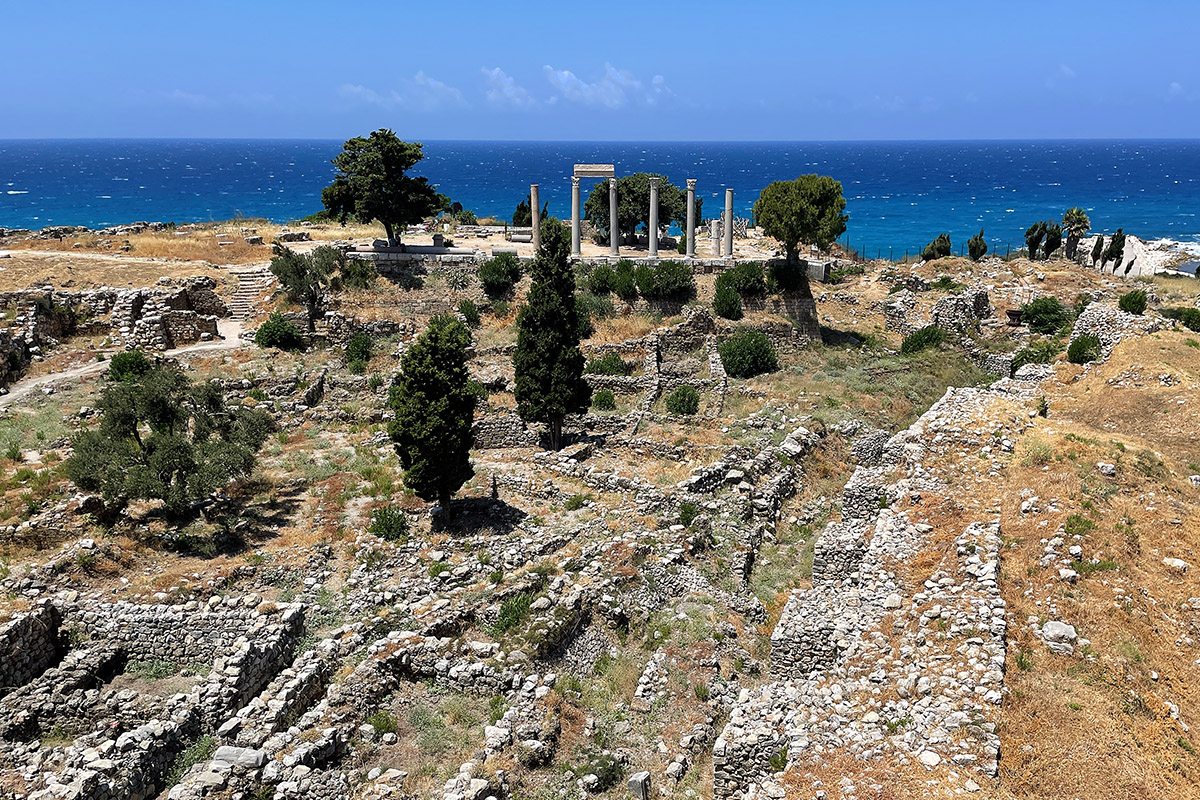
[1067,334,1102,364]
[718,330,778,378]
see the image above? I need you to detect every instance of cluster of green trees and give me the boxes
[66,358,274,517]
[269,243,376,327]
[585,260,696,304]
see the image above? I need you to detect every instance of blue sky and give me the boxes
[2,0,1197,140]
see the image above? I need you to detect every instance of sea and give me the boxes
[2,139,1198,258]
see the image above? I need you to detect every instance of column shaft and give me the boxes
[609,177,619,256]
[570,176,581,257]
[648,177,660,258]
[685,179,696,258]
[723,188,734,257]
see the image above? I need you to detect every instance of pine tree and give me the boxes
[387,315,479,517]
[513,220,591,450]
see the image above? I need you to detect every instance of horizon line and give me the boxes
[2,136,1200,145]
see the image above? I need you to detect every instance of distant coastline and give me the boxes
[2,139,1199,256]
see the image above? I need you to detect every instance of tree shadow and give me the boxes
[819,325,868,348]
[444,495,527,537]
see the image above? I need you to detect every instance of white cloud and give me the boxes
[1168,81,1184,97]
[338,72,466,112]
[481,67,535,108]
[542,63,667,109]
[1046,64,1077,88]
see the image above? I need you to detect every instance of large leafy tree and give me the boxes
[387,315,479,516]
[513,220,590,450]
[583,174,700,246]
[321,129,445,242]
[1062,207,1091,259]
[1043,222,1064,260]
[66,365,273,516]
[753,175,848,264]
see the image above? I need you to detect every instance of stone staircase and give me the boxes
[228,266,276,321]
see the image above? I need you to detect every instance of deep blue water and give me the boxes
[2,139,1198,256]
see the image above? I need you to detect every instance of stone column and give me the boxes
[570,176,581,257]
[530,184,540,252]
[685,179,696,258]
[647,177,660,258]
[711,219,720,257]
[609,176,619,256]
[723,188,734,257]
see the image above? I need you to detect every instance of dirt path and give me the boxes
[0,320,244,408]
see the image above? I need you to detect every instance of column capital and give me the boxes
[648,176,660,188]
[530,183,539,190]
[686,179,696,190]
[571,175,580,186]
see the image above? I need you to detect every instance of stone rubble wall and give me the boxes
[1070,302,1163,353]
[0,603,62,697]
[714,372,1041,798]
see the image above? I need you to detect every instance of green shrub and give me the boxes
[1162,306,1200,332]
[713,279,743,320]
[347,359,367,375]
[1073,293,1094,317]
[718,330,778,378]
[108,350,151,382]
[340,258,377,289]
[591,389,616,411]
[1118,290,1148,315]
[491,591,534,636]
[248,387,267,401]
[611,260,638,302]
[587,264,615,295]
[665,384,700,415]
[576,293,615,324]
[640,260,696,302]
[1011,339,1062,373]
[922,233,952,261]
[368,374,384,391]
[931,275,964,292]
[585,352,633,376]
[345,332,373,364]
[564,493,588,511]
[458,299,481,328]
[678,501,699,527]
[479,253,522,299]
[1067,334,1102,364]
[254,313,304,350]
[364,710,398,735]
[722,262,766,296]
[900,325,947,355]
[368,506,409,542]
[1021,297,1069,335]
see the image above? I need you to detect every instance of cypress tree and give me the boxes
[387,315,478,517]
[967,229,988,262]
[1091,235,1106,267]
[513,220,590,450]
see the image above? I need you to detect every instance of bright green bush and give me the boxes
[723,262,766,296]
[922,233,952,261]
[665,384,700,415]
[368,506,410,542]
[713,279,743,320]
[1118,289,1148,315]
[587,264,615,295]
[254,313,304,350]
[1011,339,1062,374]
[1067,334,1102,364]
[479,253,522,299]
[611,260,638,302]
[718,330,778,378]
[108,350,151,382]
[1161,306,1200,331]
[345,332,373,364]
[458,299,481,328]
[1021,297,1070,335]
[585,352,633,376]
[591,389,616,411]
[900,325,947,355]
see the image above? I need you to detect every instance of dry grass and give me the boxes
[0,250,236,292]
[993,335,1200,800]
